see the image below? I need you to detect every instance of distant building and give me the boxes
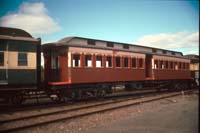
[184,54,199,86]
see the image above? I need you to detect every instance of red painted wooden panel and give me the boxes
[44,55,51,83]
[58,55,68,81]
[70,68,145,84]
[153,70,191,80]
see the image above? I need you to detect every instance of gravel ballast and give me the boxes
[6,90,198,133]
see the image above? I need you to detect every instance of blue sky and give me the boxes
[0,0,199,55]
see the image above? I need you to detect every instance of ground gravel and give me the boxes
[12,90,198,133]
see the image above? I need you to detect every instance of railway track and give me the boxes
[0,89,197,133]
[0,89,157,114]
[0,90,159,125]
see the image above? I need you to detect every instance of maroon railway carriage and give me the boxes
[42,37,191,100]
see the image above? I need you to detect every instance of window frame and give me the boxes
[162,50,167,54]
[18,52,28,66]
[138,58,144,69]
[152,49,157,53]
[96,55,103,68]
[87,39,96,45]
[84,54,93,68]
[174,62,178,70]
[0,52,4,66]
[183,62,186,70]
[115,56,121,68]
[165,61,168,69]
[72,53,81,68]
[123,57,129,68]
[131,57,137,69]
[123,44,129,49]
[106,56,113,68]
[107,42,114,47]
[160,60,164,69]
[154,59,159,69]
[51,52,59,69]
[171,61,174,70]
[178,62,182,70]
[186,63,189,70]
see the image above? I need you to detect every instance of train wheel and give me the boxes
[69,91,76,100]
[99,90,106,98]
[77,90,82,99]
[168,85,175,91]
[63,97,71,103]
[63,91,76,103]
[178,83,187,90]
[50,95,62,102]
[125,84,132,91]
[182,83,187,90]
[174,83,180,90]
[10,94,24,105]
[96,90,104,98]
[135,83,142,90]
[190,81,197,89]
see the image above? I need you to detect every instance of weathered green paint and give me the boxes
[0,39,7,51]
[9,40,37,52]
[0,39,38,52]
[0,69,37,84]
[0,69,6,81]
[8,69,37,84]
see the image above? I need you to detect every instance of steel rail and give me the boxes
[0,89,196,133]
[0,89,156,114]
[0,90,159,124]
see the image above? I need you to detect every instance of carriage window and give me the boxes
[87,39,95,45]
[123,44,129,49]
[0,52,4,66]
[186,63,189,70]
[96,56,102,68]
[178,62,181,69]
[18,52,27,66]
[170,61,173,69]
[154,60,158,69]
[162,50,167,54]
[51,53,58,69]
[138,58,143,68]
[106,56,112,68]
[180,62,183,69]
[183,62,186,69]
[152,49,157,53]
[175,62,178,70]
[160,61,164,69]
[115,57,121,67]
[168,61,171,69]
[85,55,92,67]
[131,57,137,68]
[107,42,114,47]
[73,54,80,67]
[166,61,168,69]
[123,57,129,68]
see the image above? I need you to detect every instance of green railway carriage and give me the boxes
[0,27,41,97]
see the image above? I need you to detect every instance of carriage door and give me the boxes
[51,51,59,81]
[0,40,8,84]
[145,54,152,78]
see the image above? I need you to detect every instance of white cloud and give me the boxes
[0,2,61,35]
[134,31,199,49]
[42,40,57,44]
[185,50,199,55]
